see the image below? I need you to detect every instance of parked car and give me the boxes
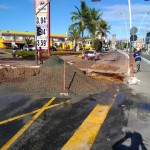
[50,45,57,51]
[23,45,35,51]
[105,48,110,51]
[82,50,100,61]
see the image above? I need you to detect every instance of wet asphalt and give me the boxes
[0,51,150,150]
[92,58,150,150]
[0,85,119,150]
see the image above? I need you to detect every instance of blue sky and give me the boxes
[0,0,150,40]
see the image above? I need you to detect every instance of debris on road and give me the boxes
[127,77,141,85]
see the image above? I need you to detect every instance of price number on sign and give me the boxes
[37,27,47,36]
[42,28,47,35]
[36,16,47,24]
[37,39,48,47]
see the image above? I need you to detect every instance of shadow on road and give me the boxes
[112,131,147,150]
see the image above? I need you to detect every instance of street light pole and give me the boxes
[128,0,132,30]
[128,0,133,76]
[120,12,129,48]
[138,11,150,36]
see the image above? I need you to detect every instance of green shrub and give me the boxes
[17,51,35,59]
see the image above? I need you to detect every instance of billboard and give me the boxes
[35,0,49,49]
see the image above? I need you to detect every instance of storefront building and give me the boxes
[0,30,72,50]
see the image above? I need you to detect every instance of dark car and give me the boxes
[50,46,57,51]
[105,48,110,51]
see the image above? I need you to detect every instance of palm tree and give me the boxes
[68,25,80,42]
[86,8,102,38]
[68,25,80,50]
[70,1,89,42]
[24,37,33,46]
[85,8,102,50]
[70,1,111,51]
[97,19,111,50]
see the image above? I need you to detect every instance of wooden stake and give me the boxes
[64,60,66,91]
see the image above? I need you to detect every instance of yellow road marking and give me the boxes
[61,104,113,150]
[0,100,70,125]
[1,97,56,150]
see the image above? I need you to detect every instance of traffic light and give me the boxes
[37,26,43,36]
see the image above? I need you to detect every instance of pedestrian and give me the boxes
[12,45,18,59]
[133,47,141,72]
[38,47,43,64]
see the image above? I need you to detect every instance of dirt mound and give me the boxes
[0,67,39,82]
[1,56,116,97]
[42,56,64,67]
[91,63,119,71]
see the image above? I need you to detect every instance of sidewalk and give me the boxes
[120,56,150,149]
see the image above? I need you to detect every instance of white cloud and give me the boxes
[0,4,9,9]
[99,3,150,38]
[28,0,34,3]
[102,3,150,22]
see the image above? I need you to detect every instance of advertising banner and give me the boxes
[35,0,49,49]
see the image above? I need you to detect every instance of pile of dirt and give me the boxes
[0,67,40,83]
[91,63,119,71]
[42,56,64,67]
[1,56,117,97]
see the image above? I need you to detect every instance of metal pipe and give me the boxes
[48,1,50,56]
[128,0,133,76]
[34,0,38,65]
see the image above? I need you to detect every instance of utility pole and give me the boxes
[128,0,133,76]
[120,12,129,49]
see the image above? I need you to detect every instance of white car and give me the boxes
[82,50,100,60]
[23,45,35,51]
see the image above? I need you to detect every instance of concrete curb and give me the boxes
[117,50,129,60]
[141,56,150,65]
[117,50,130,76]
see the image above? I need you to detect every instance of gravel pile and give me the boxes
[1,56,115,97]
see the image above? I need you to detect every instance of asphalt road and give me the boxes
[0,85,119,150]
[0,50,149,150]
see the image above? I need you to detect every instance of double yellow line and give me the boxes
[0,97,70,150]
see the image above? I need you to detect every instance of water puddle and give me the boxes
[138,103,150,111]
[114,92,125,107]
[86,98,97,109]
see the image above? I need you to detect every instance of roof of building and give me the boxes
[1,30,68,38]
